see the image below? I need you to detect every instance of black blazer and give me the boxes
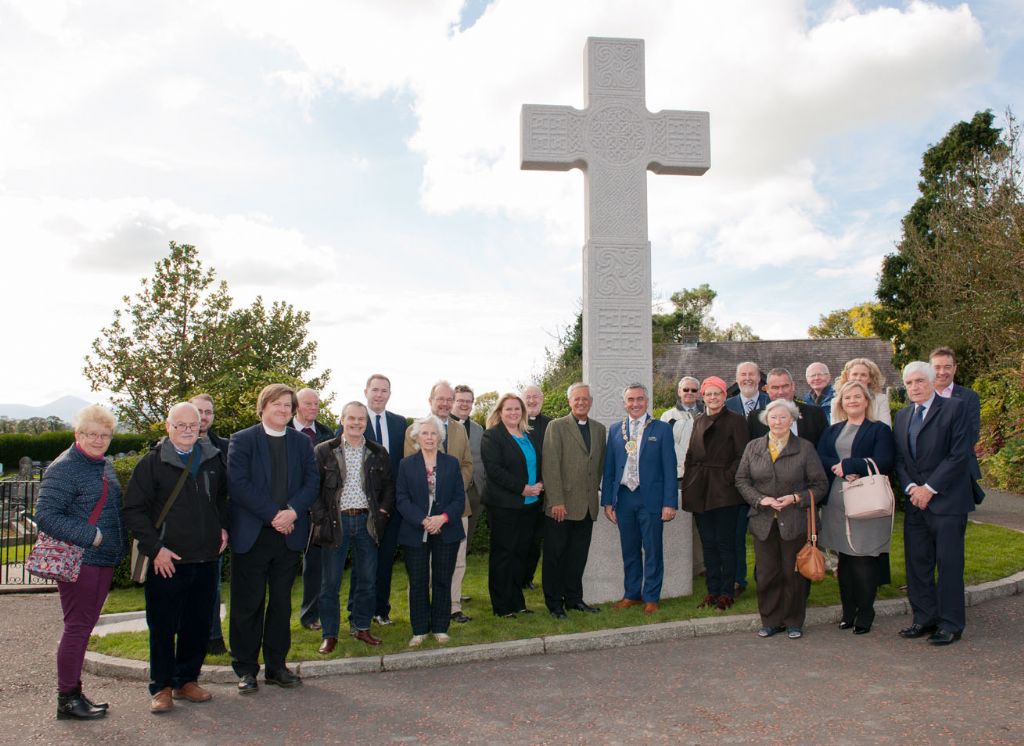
[527,413,551,480]
[893,395,974,515]
[950,385,984,501]
[817,419,895,499]
[395,451,466,546]
[481,425,541,510]
[288,419,335,444]
[363,410,408,477]
[748,401,828,446]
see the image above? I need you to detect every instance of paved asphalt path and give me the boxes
[2,490,1022,745]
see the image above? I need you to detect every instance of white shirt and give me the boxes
[369,408,390,452]
[619,415,648,487]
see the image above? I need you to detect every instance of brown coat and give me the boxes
[681,409,749,513]
[735,435,828,541]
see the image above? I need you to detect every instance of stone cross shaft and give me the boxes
[521,36,709,426]
[521,37,709,603]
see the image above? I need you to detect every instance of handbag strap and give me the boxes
[844,486,896,555]
[87,474,110,526]
[805,488,817,546]
[154,448,198,529]
[863,457,879,477]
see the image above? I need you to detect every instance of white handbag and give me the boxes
[841,458,894,519]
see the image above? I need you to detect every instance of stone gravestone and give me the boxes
[18,457,32,480]
[521,37,709,602]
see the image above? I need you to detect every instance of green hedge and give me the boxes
[0,431,153,470]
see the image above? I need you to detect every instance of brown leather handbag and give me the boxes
[795,489,826,582]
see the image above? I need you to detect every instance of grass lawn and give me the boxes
[91,516,1024,662]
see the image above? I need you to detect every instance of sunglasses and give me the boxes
[680,388,699,393]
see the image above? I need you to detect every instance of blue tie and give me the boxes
[374,414,382,444]
[908,404,925,459]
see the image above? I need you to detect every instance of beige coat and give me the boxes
[404,417,474,517]
[541,415,607,521]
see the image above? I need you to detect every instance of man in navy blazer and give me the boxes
[228,384,318,692]
[361,374,408,626]
[601,383,678,613]
[894,361,974,646]
[930,347,985,505]
[723,360,769,594]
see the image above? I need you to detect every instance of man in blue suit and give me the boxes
[228,384,318,692]
[361,374,408,626]
[601,383,678,614]
[723,360,769,595]
[894,361,974,646]
[930,347,985,505]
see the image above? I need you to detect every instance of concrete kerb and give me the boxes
[83,571,1024,681]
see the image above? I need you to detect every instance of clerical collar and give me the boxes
[576,419,588,425]
[263,424,287,437]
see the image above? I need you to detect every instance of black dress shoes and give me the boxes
[838,621,854,630]
[265,667,302,688]
[450,611,472,624]
[898,623,938,639]
[550,609,567,619]
[928,629,962,645]
[237,674,258,695]
[567,602,601,614]
[853,626,870,635]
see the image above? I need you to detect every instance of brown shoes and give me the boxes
[318,637,338,654]
[351,629,382,646]
[611,598,643,609]
[697,594,716,608]
[172,681,212,703]
[643,602,659,615]
[715,595,734,611]
[150,687,173,714]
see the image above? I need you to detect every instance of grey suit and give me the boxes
[541,415,607,612]
[458,417,488,544]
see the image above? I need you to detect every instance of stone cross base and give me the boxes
[582,510,694,604]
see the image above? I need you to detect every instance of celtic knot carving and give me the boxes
[588,105,646,165]
[592,41,642,92]
[592,245,645,298]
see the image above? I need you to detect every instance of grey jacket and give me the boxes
[735,435,828,541]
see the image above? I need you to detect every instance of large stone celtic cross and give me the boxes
[520,37,709,602]
[521,36,709,426]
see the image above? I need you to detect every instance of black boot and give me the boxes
[75,679,109,708]
[56,690,106,720]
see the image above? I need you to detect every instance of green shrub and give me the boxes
[982,436,1024,493]
[0,431,153,468]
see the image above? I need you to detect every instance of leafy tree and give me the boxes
[808,302,879,338]
[873,110,1005,370]
[471,391,498,427]
[652,284,760,343]
[84,242,329,431]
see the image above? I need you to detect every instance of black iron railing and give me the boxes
[1,480,54,587]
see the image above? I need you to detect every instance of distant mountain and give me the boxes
[0,396,93,424]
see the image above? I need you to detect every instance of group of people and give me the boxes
[34,347,983,720]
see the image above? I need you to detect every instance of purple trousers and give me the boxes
[56,564,113,693]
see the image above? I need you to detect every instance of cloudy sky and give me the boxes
[1,0,1021,416]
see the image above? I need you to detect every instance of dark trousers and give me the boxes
[735,509,750,588]
[403,536,459,635]
[145,561,218,694]
[753,521,809,628]
[209,554,224,640]
[56,564,113,693]
[521,501,546,586]
[542,515,593,612]
[615,487,665,603]
[320,513,378,636]
[299,543,322,627]
[694,504,743,598]
[837,553,879,629]
[359,513,402,618]
[488,504,538,615]
[229,527,301,677]
[904,508,967,633]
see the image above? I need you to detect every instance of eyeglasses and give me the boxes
[680,388,699,393]
[170,422,199,432]
[80,432,113,442]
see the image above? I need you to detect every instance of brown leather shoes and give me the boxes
[150,687,173,714]
[643,602,660,615]
[351,629,382,646]
[611,598,643,609]
[172,681,212,703]
[318,637,338,654]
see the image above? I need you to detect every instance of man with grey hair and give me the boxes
[659,375,705,577]
[601,383,678,614]
[289,388,335,633]
[123,402,228,712]
[803,362,835,424]
[894,361,974,646]
[541,382,607,617]
[748,368,828,446]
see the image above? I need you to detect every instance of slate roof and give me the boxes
[654,338,901,391]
